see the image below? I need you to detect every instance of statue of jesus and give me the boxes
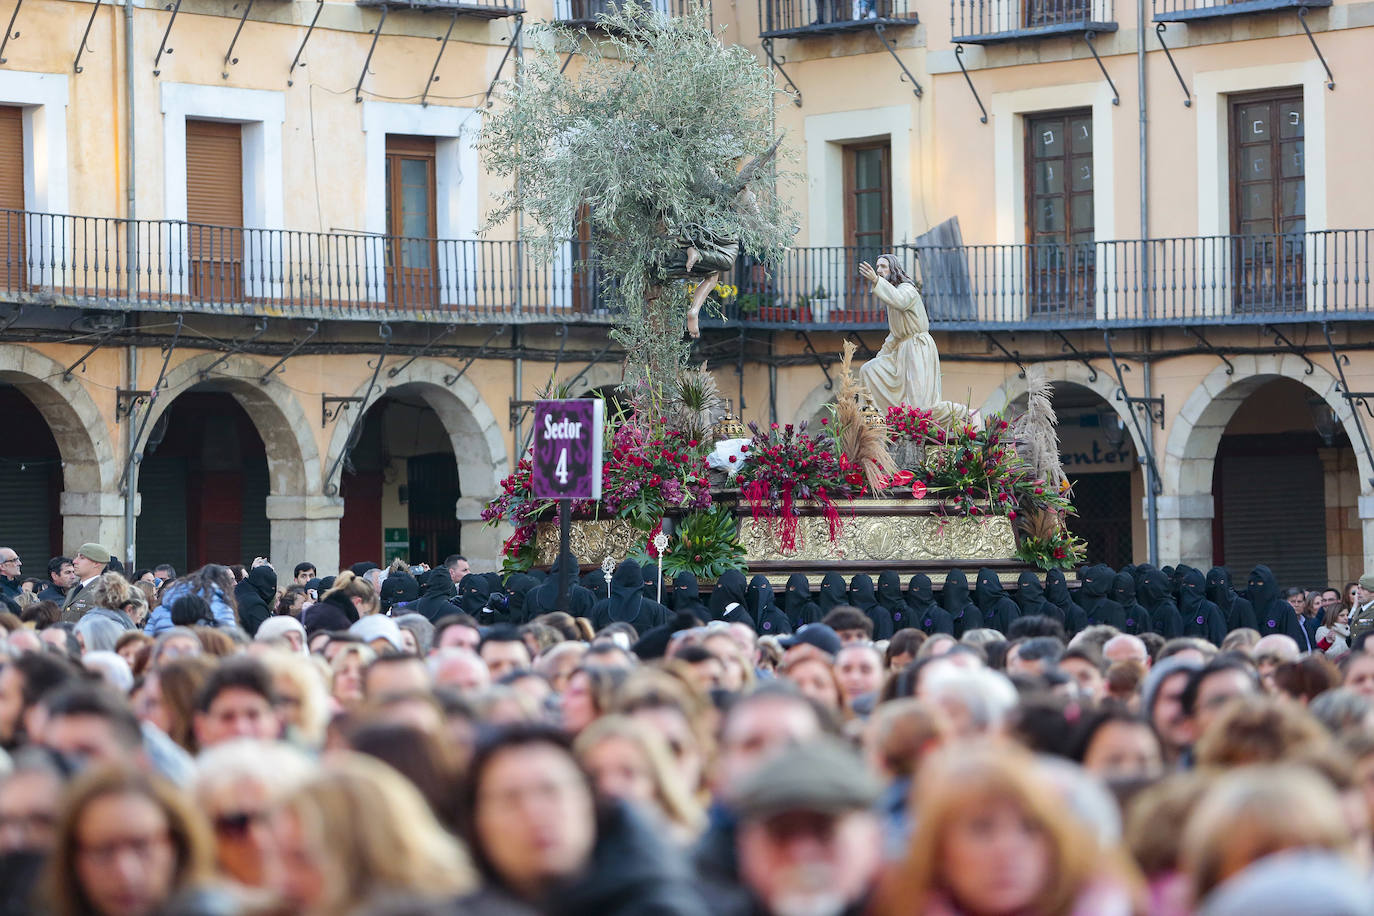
[858,253,942,413]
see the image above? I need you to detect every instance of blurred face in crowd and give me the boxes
[431,650,490,693]
[270,807,328,912]
[784,659,840,712]
[1320,589,1342,612]
[1080,720,1164,781]
[42,714,135,770]
[939,796,1051,915]
[1191,669,1257,738]
[481,641,532,681]
[0,550,19,579]
[561,671,599,735]
[582,736,656,809]
[836,645,884,702]
[448,559,470,583]
[1346,654,1374,699]
[74,791,177,916]
[1287,591,1307,614]
[294,567,315,586]
[475,743,597,899]
[363,658,430,699]
[682,655,726,693]
[714,696,820,798]
[703,635,748,691]
[203,778,273,886]
[738,808,882,916]
[155,635,201,667]
[194,688,281,749]
[0,767,62,853]
[834,628,869,646]
[332,654,367,709]
[628,706,703,798]
[1150,670,1193,757]
[438,624,481,654]
[1058,656,1104,701]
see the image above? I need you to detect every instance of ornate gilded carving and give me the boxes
[739,514,1017,564]
[534,520,644,567]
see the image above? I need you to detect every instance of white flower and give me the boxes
[708,438,752,478]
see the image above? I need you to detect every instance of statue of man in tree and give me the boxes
[479,2,796,392]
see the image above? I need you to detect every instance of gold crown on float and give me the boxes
[862,404,888,432]
[713,412,747,440]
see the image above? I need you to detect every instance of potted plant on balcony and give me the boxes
[800,285,835,323]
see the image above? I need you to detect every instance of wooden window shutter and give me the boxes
[186,119,243,228]
[0,106,25,290]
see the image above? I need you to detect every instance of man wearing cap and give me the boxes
[779,623,843,667]
[61,543,111,620]
[1351,574,1374,646]
[726,738,884,916]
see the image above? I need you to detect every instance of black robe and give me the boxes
[1179,566,1227,645]
[907,574,953,635]
[641,562,664,603]
[876,571,912,632]
[411,569,462,623]
[1139,568,1184,639]
[1077,565,1128,630]
[530,558,597,619]
[816,572,848,616]
[1044,568,1089,635]
[504,573,537,625]
[591,560,669,635]
[1207,566,1258,633]
[671,573,711,623]
[458,573,493,619]
[849,574,893,640]
[782,574,822,630]
[581,569,608,600]
[746,575,792,637]
[973,568,1019,634]
[1112,572,1153,636]
[233,565,276,637]
[1014,571,1058,622]
[1246,564,1310,646]
[709,570,755,628]
[941,569,979,637]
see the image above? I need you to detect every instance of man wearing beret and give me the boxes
[61,543,111,621]
[1352,573,1374,647]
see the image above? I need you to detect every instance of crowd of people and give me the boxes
[1,540,1374,915]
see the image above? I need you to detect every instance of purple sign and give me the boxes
[531,399,604,500]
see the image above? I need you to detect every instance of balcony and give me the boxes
[758,0,917,39]
[952,0,1115,44]
[355,0,523,17]
[554,0,701,27]
[1152,0,1327,23]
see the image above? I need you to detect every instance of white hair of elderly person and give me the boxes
[75,614,127,654]
[83,651,134,693]
[918,665,1018,737]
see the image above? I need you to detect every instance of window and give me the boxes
[385,135,438,307]
[1230,89,1304,313]
[843,141,891,266]
[0,105,23,291]
[1025,108,1093,317]
[186,119,244,301]
[1025,0,1091,28]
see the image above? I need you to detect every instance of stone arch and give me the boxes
[978,360,1150,460]
[1160,354,1372,569]
[791,380,837,429]
[565,362,623,398]
[138,353,322,496]
[0,343,120,550]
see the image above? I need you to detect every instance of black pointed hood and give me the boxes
[1247,565,1281,612]
[974,568,1008,610]
[1015,571,1051,617]
[458,573,492,617]
[906,574,937,613]
[942,569,974,615]
[1139,568,1173,610]
[709,569,749,619]
[817,573,849,613]
[607,560,646,623]
[876,571,905,613]
[783,574,819,628]
[848,574,878,611]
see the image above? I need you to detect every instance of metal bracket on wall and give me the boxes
[981,331,1025,379]
[420,10,459,106]
[323,323,392,495]
[760,38,802,107]
[1082,31,1119,106]
[482,16,523,108]
[954,45,988,124]
[1181,325,1234,375]
[121,314,184,493]
[63,322,126,382]
[153,0,184,76]
[0,306,21,334]
[116,390,153,424]
[1263,324,1315,375]
[1052,330,1100,383]
[221,0,257,79]
[874,23,922,99]
[0,0,20,66]
[1154,23,1191,107]
[287,0,324,86]
[1320,322,1374,486]
[199,318,268,381]
[1103,331,1163,494]
[442,323,508,386]
[389,323,458,379]
[73,0,102,73]
[321,395,365,428]
[1298,6,1335,90]
[354,5,388,102]
[258,321,319,383]
[794,330,834,391]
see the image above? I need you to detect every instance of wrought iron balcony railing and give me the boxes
[758,0,917,39]
[952,0,1115,43]
[554,0,701,26]
[356,0,523,17]
[1152,0,1327,23]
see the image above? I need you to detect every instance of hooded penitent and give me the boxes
[876,571,911,632]
[850,574,893,640]
[1112,572,1152,636]
[783,574,821,629]
[1014,571,1056,622]
[1207,566,1258,632]
[233,565,277,637]
[1247,565,1309,645]
[672,572,711,623]
[817,573,849,614]
[531,555,596,617]
[581,569,608,599]
[504,573,537,625]
[591,560,668,635]
[747,575,792,636]
[709,569,754,628]
[973,568,1019,634]
[1077,565,1128,630]
[458,573,493,619]
[907,574,953,635]
[1044,568,1088,635]
[941,569,979,637]
[640,562,662,602]
[1179,566,1227,645]
[1139,567,1184,639]
[411,568,461,623]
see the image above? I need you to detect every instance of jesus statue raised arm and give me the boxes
[857,253,942,413]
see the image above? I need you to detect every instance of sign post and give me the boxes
[531,399,604,613]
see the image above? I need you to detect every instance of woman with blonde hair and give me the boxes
[45,767,215,916]
[303,571,379,635]
[874,743,1139,915]
[329,642,377,713]
[136,655,216,753]
[574,715,704,845]
[268,753,475,915]
[85,571,150,628]
[258,649,331,748]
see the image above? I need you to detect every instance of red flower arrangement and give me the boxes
[600,423,712,529]
[735,421,854,553]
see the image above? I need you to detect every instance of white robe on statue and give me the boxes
[859,277,941,412]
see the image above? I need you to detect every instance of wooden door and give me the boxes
[1230,90,1305,313]
[842,141,891,319]
[186,120,245,302]
[1025,109,1094,318]
[0,106,25,292]
[385,135,438,309]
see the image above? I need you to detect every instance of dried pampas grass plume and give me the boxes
[836,340,898,492]
[1012,367,1068,493]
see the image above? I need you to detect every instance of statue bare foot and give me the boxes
[686,270,719,338]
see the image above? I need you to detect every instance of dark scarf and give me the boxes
[907,574,953,635]
[848,575,878,611]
